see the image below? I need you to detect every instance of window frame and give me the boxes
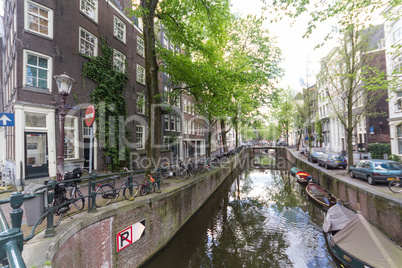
[79,27,98,57]
[63,115,79,160]
[136,125,145,150]
[113,49,126,73]
[24,0,53,38]
[164,114,170,131]
[23,49,53,92]
[136,93,145,114]
[136,64,145,85]
[170,114,175,131]
[114,15,126,43]
[137,35,145,57]
[80,0,98,22]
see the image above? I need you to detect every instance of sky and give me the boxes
[230,0,337,91]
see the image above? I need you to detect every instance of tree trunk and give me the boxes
[308,125,312,153]
[221,119,228,152]
[142,0,162,173]
[296,131,302,151]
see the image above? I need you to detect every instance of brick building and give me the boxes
[0,0,208,181]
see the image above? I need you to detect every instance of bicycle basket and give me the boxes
[54,183,66,194]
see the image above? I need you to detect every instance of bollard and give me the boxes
[9,192,24,229]
[89,175,97,212]
[44,181,56,237]
[0,194,26,267]
[128,175,133,198]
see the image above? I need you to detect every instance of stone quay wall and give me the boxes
[23,150,252,268]
[286,149,402,245]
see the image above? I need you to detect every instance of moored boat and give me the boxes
[323,204,402,268]
[305,182,337,208]
[295,171,311,184]
[290,166,303,176]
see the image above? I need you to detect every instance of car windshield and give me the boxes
[374,162,402,170]
[313,152,324,157]
[332,156,345,161]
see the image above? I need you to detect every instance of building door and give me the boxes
[84,138,94,169]
[25,132,48,179]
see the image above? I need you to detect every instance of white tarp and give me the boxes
[331,213,402,268]
[323,204,356,233]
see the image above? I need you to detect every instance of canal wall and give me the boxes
[23,150,252,268]
[286,149,402,246]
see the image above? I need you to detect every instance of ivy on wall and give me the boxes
[368,143,391,159]
[82,37,130,171]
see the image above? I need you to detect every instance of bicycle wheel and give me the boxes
[176,168,188,180]
[389,178,402,193]
[72,189,85,210]
[153,181,162,193]
[140,185,148,196]
[53,208,66,227]
[95,184,117,206]
[188,167,196,177]
[123,181,139,200]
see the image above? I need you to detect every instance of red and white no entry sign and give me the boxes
[85,105,95,127]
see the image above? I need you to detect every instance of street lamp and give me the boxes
[54,73,75,181]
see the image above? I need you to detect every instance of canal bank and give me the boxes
[286,149,402,246]
[22,149,254,267]
[20,147,402,267]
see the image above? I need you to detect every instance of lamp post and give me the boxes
[54,73,75,181]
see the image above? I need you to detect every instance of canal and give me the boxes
[142,167,337,267]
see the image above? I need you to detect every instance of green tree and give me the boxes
[271,87,294,145]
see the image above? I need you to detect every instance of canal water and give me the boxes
[142,167,337,268]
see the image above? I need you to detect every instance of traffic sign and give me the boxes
[116,220,145,252]
[0,113,14,127]
[85,105,95,127]
[370,126,374,134]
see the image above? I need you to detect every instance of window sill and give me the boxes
[114,35,126,45]
[22,87,51,94]
[23,29,53,40]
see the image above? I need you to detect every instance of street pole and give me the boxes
[56,93,67,182]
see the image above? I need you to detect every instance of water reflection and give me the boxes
[142,169,336,268]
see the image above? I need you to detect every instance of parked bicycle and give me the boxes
[47,167,86,226]
[140,173,161,195]
[173,161,188,180]
[94,169,140,207]
[389,176,402,193]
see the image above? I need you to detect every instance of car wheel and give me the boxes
[325,164,329,169]
[367,176,376,185]
[349,171,355,178]
[342,166,346,169]
[318,162,321,166]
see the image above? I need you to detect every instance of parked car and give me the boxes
[308,151,325,163]
[349,160,402,185]
[317,154,347,169]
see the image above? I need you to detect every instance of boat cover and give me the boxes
[331,213,402,268]
[290,166,303,175]
[323,204,355,232]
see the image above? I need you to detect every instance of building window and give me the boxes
[183,99,187,113]
[113,49,126,73]
[163,136,171,150]
[137,36,144,57]
[137,64,145,85]
[24,50,52,91]
[114,16,126,43]
[25,112,47,128]
[392,20,402,43]
[79,27,98,56]
[82,119,91,137]
[176,116,181,132]
[170,115,175,131]
[184,120,187,134]
[24,1,53,38]
[164,85,171,104]
[397,92,402,111]
[80,0,98,22]
[137,93,145,114]
[136,125,145,150]
[64,116,78,159]
[398,125,402,154]
[164,114,169,131]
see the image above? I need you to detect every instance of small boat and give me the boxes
[305,182,337,208]
[295,171,311,184]
[323,204,402,268]
[290,166,303,176]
